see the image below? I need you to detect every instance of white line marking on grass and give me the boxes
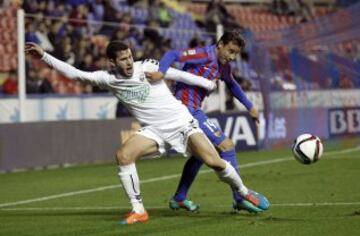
[0,206,164,211]
[2,201,360,212]
[325,146,360,155]
[0,174,180,208]
[0,146,359,209]
[271,202,360,207]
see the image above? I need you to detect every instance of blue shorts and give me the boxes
[190,109,226,146]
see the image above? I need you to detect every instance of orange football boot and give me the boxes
[119,211,149,225]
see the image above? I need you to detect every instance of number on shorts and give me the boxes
[203,119,218,132]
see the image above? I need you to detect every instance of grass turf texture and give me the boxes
[0,141,359,236]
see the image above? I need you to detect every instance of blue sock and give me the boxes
[173,157,203,202]
[220,149,244,202]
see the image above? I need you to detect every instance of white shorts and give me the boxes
[136,117,202,156]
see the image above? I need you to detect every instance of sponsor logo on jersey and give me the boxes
[188,49,196,55]
[183,49,196,57]
[117,84,150,104]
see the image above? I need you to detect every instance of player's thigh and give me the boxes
[117,134,158,165]
[187,132,224,169]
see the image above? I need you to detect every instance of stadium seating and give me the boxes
[1,0,358,94]
[0,6,17,72]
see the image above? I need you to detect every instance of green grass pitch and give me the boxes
[1,140,359,236]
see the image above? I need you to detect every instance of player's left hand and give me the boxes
[249,107,260,144]
[25,42,44,58]
[249,107,259,126]
[144,71,165,83]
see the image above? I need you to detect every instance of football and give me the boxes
[292,134,323,164]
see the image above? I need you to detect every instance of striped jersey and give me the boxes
[159,45,253,112]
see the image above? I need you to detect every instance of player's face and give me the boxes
[113,49,134,77]
[217,41,241,65]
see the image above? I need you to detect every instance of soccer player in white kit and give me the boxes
[25,41,268,225]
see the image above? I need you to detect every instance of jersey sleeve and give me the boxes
[222,65,253,110]
[165,68,215,91]
[141,58,160,72]
[143,58,215,91]
[158,47,211,74]
[41,52,109,87]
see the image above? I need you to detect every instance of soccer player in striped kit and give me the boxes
[146,31,269,213]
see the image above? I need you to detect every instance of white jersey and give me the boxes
[41,53,214,127]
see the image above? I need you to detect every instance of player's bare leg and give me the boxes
[187,133,248,193]
[187,133,269,210]
[116,134,158,225]
[187,132,226,170]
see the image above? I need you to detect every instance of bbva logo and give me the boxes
[210,116,258,146]
[329,108,360,135]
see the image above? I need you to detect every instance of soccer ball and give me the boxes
[292,134,323,164]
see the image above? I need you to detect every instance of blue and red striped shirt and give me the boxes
[159,45,253,112]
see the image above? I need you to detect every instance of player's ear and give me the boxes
[217,40,224,49]
[109,58,116,67]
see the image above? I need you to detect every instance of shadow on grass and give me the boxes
[0,207,305,222]
[0,208,308,236]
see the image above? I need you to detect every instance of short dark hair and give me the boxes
[217,31,245,49]
[106,41,129,60]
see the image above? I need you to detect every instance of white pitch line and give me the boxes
[1,201,360,212]
[0,206,163,211]
[325,146,360,155]
[0,146,359,209]
[0,174,180,208]
[271,202,360,207]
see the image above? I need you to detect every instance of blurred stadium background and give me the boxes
[0,0,359,171]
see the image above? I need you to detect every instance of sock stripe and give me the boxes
[130,174,138,194]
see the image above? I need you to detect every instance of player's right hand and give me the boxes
[144,71,165,83]
[25,42,44,58]
[208,81,217,91]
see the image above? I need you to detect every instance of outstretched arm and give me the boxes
[142,59,215,91]
[146,47,210,82]
[159,48,210,74]
[164,67,216,91]
[25,42,108,87]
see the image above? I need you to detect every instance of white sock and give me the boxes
[216,161,249,196]
[118,163,145,213]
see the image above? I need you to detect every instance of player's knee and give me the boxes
[217,138,235,152]
[116,149,134,166]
